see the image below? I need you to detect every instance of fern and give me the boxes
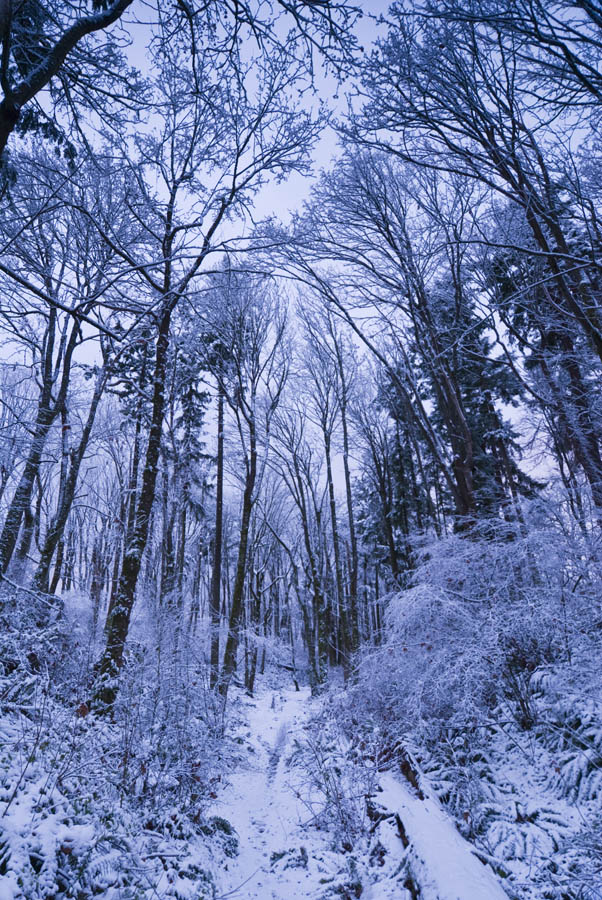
[480,801,567,862]
[420,729,500,838]
[532,692,602,802]
[0,836,10,876]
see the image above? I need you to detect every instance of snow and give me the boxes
[210,685,511,900]
[377,772,510,900]
[3,672,590,899]
[210,686,340,899]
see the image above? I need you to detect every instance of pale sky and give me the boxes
[115,1,391,226]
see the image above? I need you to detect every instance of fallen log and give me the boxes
[376,772,510,900]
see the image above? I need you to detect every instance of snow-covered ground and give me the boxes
[210,686,513,900]
[211,686,346,899]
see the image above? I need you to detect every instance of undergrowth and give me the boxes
[0,585,236,899]
[324,519,602,900]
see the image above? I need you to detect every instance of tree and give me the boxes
[271,405,330,692]
[214,273,288,699]
[0,0,360,163]
[198,279,235,689]
[298,303,361,665]
[297,313,346,668]
[276,151,537,530]
[32,360,110,592]
[0,0,135,159]
[0,148,137,584]
[482,210,602,519]
[93,13,320,705]
[437,0,602,109]
[209,379,225,686]
[348,2,602,368]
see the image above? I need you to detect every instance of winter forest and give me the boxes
[0,1,601,898]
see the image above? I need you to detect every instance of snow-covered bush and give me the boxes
[334,512,602,900]
[531,672,602,804]
[0,583,236,898]
[352,519,602,737]
[290,708,379,850]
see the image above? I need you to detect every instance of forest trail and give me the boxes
[211,686,336,900]
[210,687,512,900]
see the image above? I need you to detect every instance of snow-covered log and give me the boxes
[378,772,510,900]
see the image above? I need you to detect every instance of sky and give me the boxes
[116,0,391,226]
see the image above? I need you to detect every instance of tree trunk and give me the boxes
[0,404,56,577]
[0,311,80,580]
[95,306,172,709]
[246,570,263,695]
[209,387,224,687]
[49,538,64,595]
[323,429,348,672]
[218,420,257,698]
[33,368,106,592]
[338,376,359,655]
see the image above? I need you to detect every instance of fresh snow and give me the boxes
[210,686,511,900]
[210,686,344,899]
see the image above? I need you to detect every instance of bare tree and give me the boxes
[0,0,360,161]
[297,313,346,668]
[349,3,602,363]
[93,13,319,705]
[0,150,136,583]
[213,274,288,699]
[271,405,330,692]
[0,0,135,159]
[277,152,533,527]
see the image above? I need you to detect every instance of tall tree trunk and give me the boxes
[90,533,105,637]
[337,359,360,656]
[218,419,257,698]
[323,429,348,673]
[49,538,64,595]
[175,502,187,596]
[209,387,224,687]
[33,368,107,592]
[0,311,80,580]
[95,307,172,708]
[0,403,57,578]
[294,462,328,690]
[246,569,263,695]
[12,504,35,582]
[159,465,176,602]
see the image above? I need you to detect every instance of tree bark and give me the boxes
[209,386,224,687]
[323,428,348,673]
[33,367,107,592]
[0,311,79,580]
[95,306,171,709]
[218,416,256,698]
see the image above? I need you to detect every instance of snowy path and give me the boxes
[211,686,336,900]
[210,687,510,900]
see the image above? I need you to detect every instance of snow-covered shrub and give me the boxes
[420,729,499,837]
[290,708,379,850]
[332,514,602,899]
[107,647,223,814]
[352,519,602,737]
[0,755,220,900]
[0,586,82,711]
[538,814,602,900]
[530,671,602,803]
[0,583,235,898]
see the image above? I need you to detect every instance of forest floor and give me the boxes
[209,684,512,900]
[210,685,359,900]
